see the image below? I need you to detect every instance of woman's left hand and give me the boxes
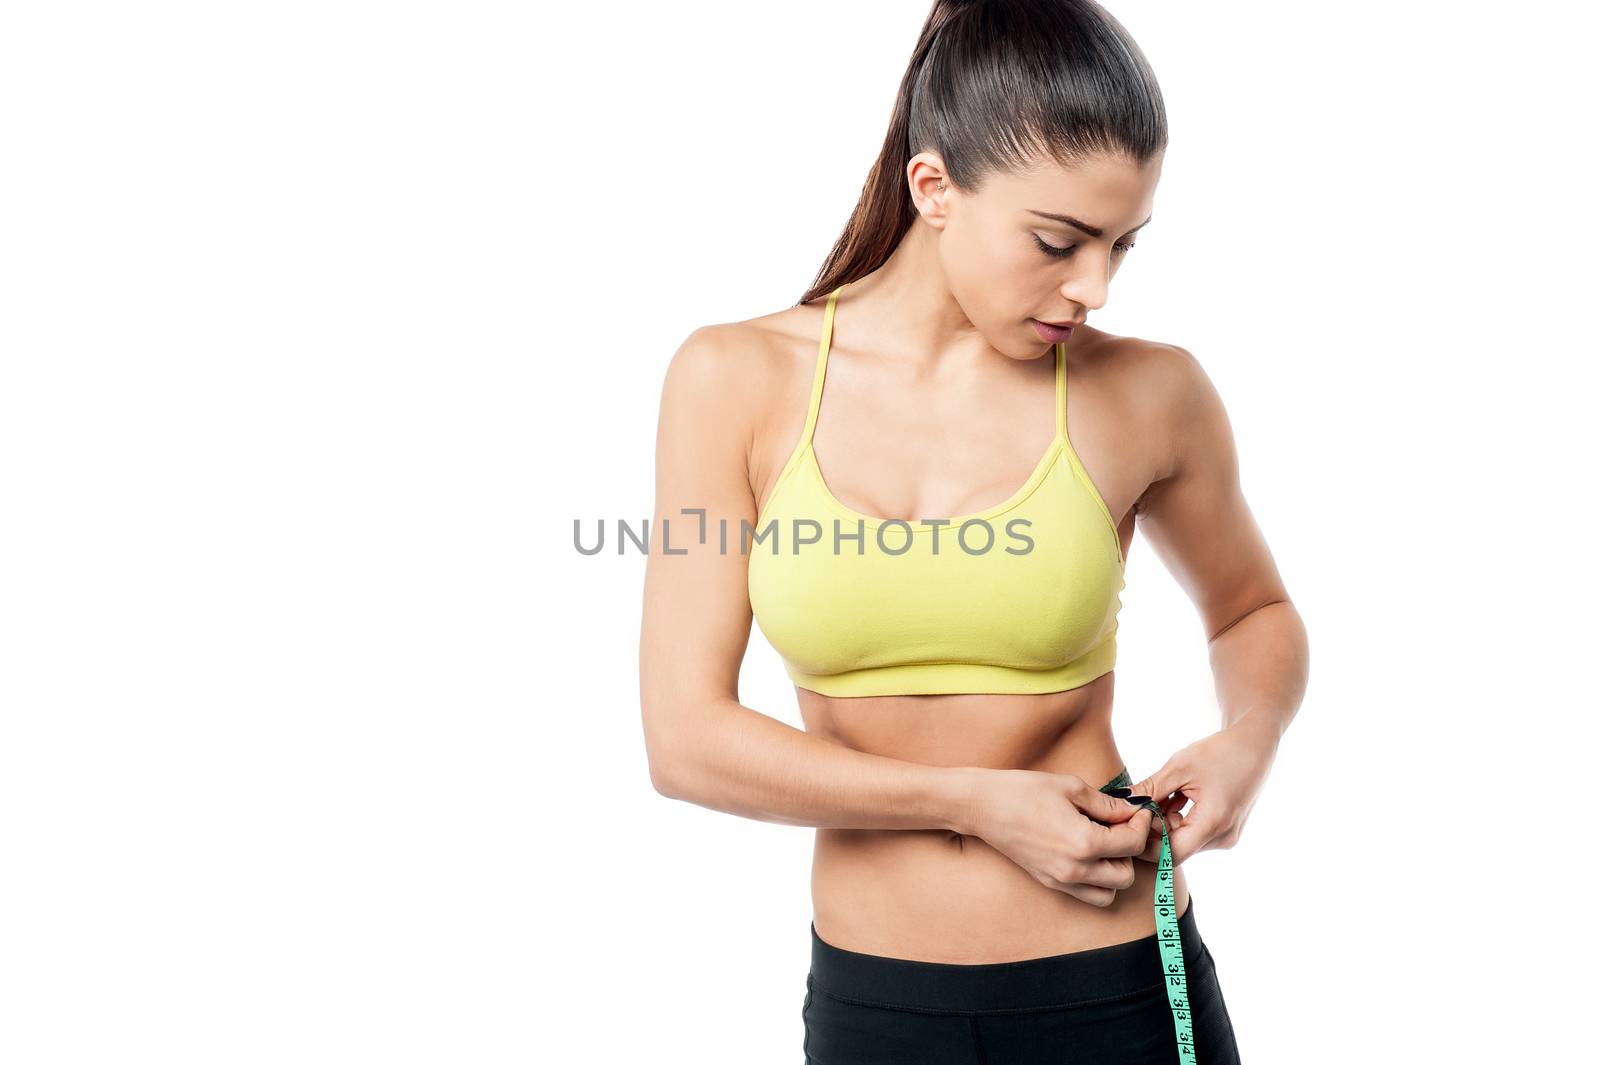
[1129,712,1282,866]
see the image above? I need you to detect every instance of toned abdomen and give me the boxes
[798,675,1191,963]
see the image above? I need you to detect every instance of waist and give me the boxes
[802,689,1158,958]
[808,894,1203,1013]
[811,825,1190,962]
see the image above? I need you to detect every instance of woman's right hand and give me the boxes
[964,768,1153,907]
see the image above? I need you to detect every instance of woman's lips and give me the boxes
[1030,318,1076,343]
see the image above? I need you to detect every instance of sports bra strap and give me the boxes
[800,283,846,446]
[1055,341,1067,440]
[805,283,1066,448]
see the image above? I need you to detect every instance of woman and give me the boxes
[639,1,1308,1061]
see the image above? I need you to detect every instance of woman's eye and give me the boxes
[1032,233,1073,258]
[1032,234,1138,259]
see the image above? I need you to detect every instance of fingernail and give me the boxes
[1106,787,1133,797]
[1125,795,1152,805]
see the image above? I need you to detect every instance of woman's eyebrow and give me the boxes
[1026,209,1153,238]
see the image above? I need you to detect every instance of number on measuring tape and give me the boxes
[1102,770,1196,1064]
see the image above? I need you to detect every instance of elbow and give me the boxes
[640,691,698,800]
[640,683,730,801]
[647,750,684,799]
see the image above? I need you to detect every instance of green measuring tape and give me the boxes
[1101,768,1195,1063]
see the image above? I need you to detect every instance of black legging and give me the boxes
[802,897,1242,1064]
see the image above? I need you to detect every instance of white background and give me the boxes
[3,1,1594,1061]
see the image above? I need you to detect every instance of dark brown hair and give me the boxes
[799,0,1167,305]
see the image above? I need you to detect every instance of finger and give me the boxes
[1166,814,1217,866]
[1131,762,1188,808]
[1073,855,1138,891]
[1137,808,1183,863]
[1061,883,1118,908]
[1152,793,1186,843]
[1036,865,1122,906]
[1068,777,1142,825]
[1081,807,1152,858]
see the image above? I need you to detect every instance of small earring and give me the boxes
[937,181,945,190]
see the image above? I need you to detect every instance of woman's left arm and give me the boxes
[1125,343,1310,866]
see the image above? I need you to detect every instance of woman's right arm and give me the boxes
[638,324,972,830]
[637,325,1148,903]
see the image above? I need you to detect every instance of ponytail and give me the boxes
[798,0,1165,305]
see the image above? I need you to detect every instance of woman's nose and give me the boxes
[1060,260,1111,312]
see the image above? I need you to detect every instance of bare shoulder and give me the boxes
[1072,326,1211,407]
[654,323,763,460]
[658,301,819,412]
[1070,326,1229,484]
[658,320,759,419]
[654,300,827,500]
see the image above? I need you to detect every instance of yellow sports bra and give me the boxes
[747,282,1126,698]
